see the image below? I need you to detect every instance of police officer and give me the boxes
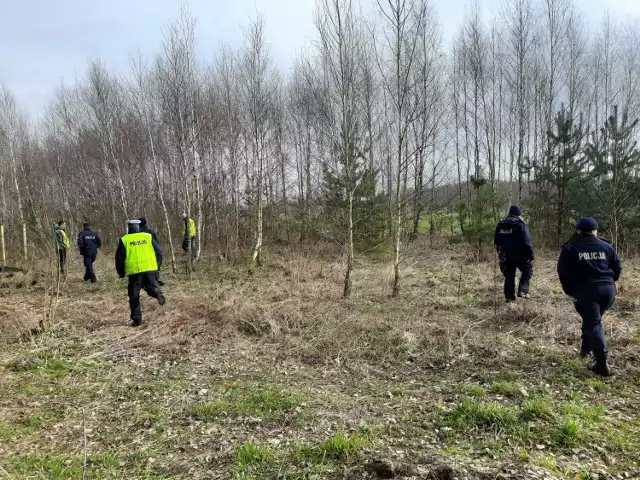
[139,217,159,244]
[557,217,622,377]
[55,220,70,274]
[139,217,164,286]
[182,214,197,258]
[494,205,535,302]
[77,223,102,283]
[115,220,166,327]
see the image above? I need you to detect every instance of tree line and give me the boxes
[2,0,640,295]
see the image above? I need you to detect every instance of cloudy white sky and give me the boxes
[1,0,639,118]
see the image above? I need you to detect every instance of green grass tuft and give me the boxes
[444,399,523,435]
[188,383,300,422]
[10,454,82,479]
[463,384,487,397]
[554,417,583,447]
[491,380,523,397]
[321,432,366,459]
[235,442,273,469]
[585,379,607,392]
[531,454,557,471]
[563,403,605,422]
[232,433,366,479]
[521,397,555,421]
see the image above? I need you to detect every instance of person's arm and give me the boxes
[611,246,622,282]
[557,246,575,297]
[95,232,102,249]
[115,240,126,278]
[55,229,63,248]
[521,223,535,261]
[494,224,501,252]
[77,232,85,252]
[152,238,163,268]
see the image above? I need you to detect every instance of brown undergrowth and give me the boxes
[0,238,639,479]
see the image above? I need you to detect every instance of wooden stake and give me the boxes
[0,225,6,270]
[82,407,88,480]
[22,223,27,261]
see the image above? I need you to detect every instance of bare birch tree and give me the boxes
[376,0,429,296]
[240,18,277,268]
[130,54,178,273]
[315,0,365,297]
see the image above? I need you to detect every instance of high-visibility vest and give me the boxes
[58,229,70,250]
[122,232,158,276]
[186,218,196,238]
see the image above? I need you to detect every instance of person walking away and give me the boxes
[139,217,164,286]
[55,220,70,275]
[557,217,622,377]
[115,220,166,327]
[494,205,535,302]
[77,223,101,282]
[182,214,197,259]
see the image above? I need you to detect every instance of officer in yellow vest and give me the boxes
[55,220,71,274]
[115,220,166,326]
[182,214,197,258]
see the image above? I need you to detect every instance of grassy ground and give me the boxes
[1,239,639,479]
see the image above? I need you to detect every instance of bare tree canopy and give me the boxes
[2,0,640,280]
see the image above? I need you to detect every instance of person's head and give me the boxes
[83,223,91,230]
[508,205,522,217]
[127,220,141,234]
[576,217,598,237]
[139,217,147,226]
[58,220,66,229]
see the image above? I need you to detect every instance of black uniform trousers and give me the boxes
[574,285,615,361]
[128,272,162,324]
[503,259,533,300]
[83,253,97,282]
[58,249,67,274]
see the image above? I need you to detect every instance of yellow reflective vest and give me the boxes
[57,229,70,250]
[122,232,158,276]
[185,218,196,238]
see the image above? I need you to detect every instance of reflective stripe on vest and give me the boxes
[122,232,158,276]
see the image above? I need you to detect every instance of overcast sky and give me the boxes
[1,0,639,118]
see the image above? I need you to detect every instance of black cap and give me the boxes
[508,205,522,217]
[139,217,147,225]
[576,217,598,231]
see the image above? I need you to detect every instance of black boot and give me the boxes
[580,342,592,358]
[588,356,611,377]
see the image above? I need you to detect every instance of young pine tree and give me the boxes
[585,105,640,250]
[544,107,588,247]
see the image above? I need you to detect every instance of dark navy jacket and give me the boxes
[494,215,535,262]
[557,234,622,297]
[77,228,102,256]
[140,224,159,245]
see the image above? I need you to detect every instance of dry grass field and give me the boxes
[1,239,639,479]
